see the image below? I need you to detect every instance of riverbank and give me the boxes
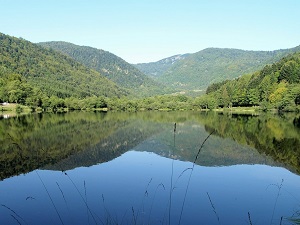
[1,103,31,118]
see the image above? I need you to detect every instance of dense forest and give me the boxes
[196,52,300,111]
[39,41,170,96]
[0,33,126,100]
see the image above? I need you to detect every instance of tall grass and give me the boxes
[268,179,284,225]
[148,183,166,225]
[36,170,65,225]
[177,130,215,225]
[207,192,220,224]
[168,122,177,225]
[1,204,28,225]
[64,172,100,225]
[248,212,253,225]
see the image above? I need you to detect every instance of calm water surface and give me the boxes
[0,111,300,225]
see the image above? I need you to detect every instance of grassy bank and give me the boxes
[1,103,31,117]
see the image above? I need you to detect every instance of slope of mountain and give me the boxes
[149,47,300,91]
[0,33,126,98]
[202,51,300,109]
[38,41,170,96]
[134,54,189,78]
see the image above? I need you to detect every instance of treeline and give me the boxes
[0,68,194,112]
[195,52,300,111]
[35,94,193,112]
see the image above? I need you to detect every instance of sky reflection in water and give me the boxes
[1,150,300,225]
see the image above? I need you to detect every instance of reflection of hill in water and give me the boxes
[44,120,164,171]
[199,112,300,173]
[133,124,281,167]
[1,111,299,180]
[47,120,285,172]
[0,112,163,180]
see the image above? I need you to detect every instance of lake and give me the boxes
[0,111,300,225]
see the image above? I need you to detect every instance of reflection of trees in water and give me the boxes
[0,112,117,180]
[294,116,300,128]
[201,112,300,174]
[0,111,175,180]
[1,111,299,180]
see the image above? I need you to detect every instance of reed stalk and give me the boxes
[36,170,65,225]
[178,130,215,225]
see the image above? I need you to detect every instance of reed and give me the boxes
[36,170,65,225]
[168,122,177,225]
[101,194,117,225]
[132,206,137,225]
[178,130,215,225]
[64,172,100,225]
[206,192,220,224]
[56,181,75,224]
[25,196,35,201]
[1,204,28,225]
[84,180,90,224]
[10,214,22,225]
[56,182,68,207]
[269,179,284,225]
[136,177,153,224]
[173,168,192,189]
[248,212,253,225]
[147,183,166,225]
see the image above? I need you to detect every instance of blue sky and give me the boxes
[1,0,300,63]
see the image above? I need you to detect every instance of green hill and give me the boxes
[0,33,126,99]
[199,51,300,110]
[38,41,170,96]
[151,47,300,91]
[134,54,189,78]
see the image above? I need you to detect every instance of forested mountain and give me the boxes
[0,33,126,100]
[134,54,189,78]
[38,41,170,96]
[151,47,300,91]
[196,51,300,110]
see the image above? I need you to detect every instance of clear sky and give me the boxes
[1,0,300,63]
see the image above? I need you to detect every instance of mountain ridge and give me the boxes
[38,41,170,97]
[136,46,300,92]
[134,53,190,78]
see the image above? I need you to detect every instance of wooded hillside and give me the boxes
[0,33,126,99]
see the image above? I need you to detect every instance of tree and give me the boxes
[218,86,230,107]
[268,81,288,106]
[25,88,43,111]
[247,89,259,106]
[278,60,300,83]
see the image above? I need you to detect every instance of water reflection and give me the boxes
[0,111,300,224]
[199,112,300,173]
